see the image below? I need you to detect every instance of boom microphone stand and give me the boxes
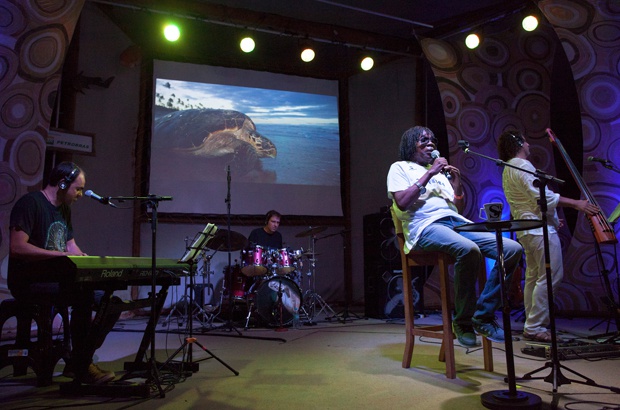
[460,141,620,399]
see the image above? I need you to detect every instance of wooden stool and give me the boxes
[391,209,494,379]
[0,298,71,386]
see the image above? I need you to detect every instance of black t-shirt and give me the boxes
[8,191,73,290]
[248,227,283,250]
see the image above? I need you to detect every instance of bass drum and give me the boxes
[251,276,302,327]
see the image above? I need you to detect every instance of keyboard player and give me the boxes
[8,161,117,385]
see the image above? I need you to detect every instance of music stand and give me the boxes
[159,222,239,376]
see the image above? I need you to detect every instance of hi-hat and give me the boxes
[205,229,248,252]
[295,226,327,237]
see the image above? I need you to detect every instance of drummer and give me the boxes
[243,210,284,291]
[248,210,283,250]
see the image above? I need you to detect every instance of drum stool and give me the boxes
[390,207,493,379]
[0,298,71,386]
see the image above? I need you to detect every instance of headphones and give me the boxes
[265,210,280,225]
[59,167,79,190]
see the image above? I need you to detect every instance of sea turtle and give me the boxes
[152,108,277,178]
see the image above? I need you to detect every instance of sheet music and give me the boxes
[179,223,218,263]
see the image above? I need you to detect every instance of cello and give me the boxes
[546,128,617,245]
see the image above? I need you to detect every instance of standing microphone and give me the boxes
[431,150,452,180]
[84,190,117,208]
[587,156,611,165]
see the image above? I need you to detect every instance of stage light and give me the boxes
[360,56,374,71]
[465,33,480,49]
[300,46,315,62]
[240,36,255,53]
[163,24,180,42]
[522,15,539,31]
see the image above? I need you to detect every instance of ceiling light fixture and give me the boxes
[163,24,181,42]
[465,33,480,49]
[240,36,255,53]
[301,47,315,62]
[522,15,539,31]
[360,56,374,71]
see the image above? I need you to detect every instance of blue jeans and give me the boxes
[414,216,523,326]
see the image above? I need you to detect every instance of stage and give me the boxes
[1,309,619,409]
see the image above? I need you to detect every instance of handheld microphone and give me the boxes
[431,150,452,180]
[84,190,117,208]
[587,156,611,165]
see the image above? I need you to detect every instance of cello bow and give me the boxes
[546,128,617,245]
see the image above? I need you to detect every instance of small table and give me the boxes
[455,219,543,410]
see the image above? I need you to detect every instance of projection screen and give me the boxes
[149,60,342,216]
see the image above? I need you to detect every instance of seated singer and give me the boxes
[387,126,523,347]
[8,161,117,385]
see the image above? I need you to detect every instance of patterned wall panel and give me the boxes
[538,0,620,313]
[418,0,619,313]
[0,0,86,304]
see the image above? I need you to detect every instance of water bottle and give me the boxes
[293,307,300,329]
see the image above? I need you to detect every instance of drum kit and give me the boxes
[167,225,334,330]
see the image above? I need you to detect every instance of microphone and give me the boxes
[587,156,611,165]
[458,140,470,152]
[84,190,117,208]
[431,150,452,180]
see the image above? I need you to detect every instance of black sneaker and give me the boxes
[452,322,478,347]
[472,318,505,343]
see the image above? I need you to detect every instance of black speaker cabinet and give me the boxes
[363,210,427,319]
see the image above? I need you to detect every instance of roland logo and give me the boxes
[101,269,124,278]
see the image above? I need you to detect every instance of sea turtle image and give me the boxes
[152,108,277,178]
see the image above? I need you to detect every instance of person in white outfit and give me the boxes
[497,131,598,343]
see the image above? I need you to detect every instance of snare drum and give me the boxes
[250,276,302,327]
[241,245,267,276]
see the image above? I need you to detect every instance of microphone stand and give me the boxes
[203,166,242,335]
[112,194,172,397]
[460,142,620,398]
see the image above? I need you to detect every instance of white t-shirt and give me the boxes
[502,157,560,237]
[387,160,468,253]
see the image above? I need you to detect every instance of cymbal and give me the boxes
[205,229,248,252]
[295,226,327,238]
[302,252,321,258]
